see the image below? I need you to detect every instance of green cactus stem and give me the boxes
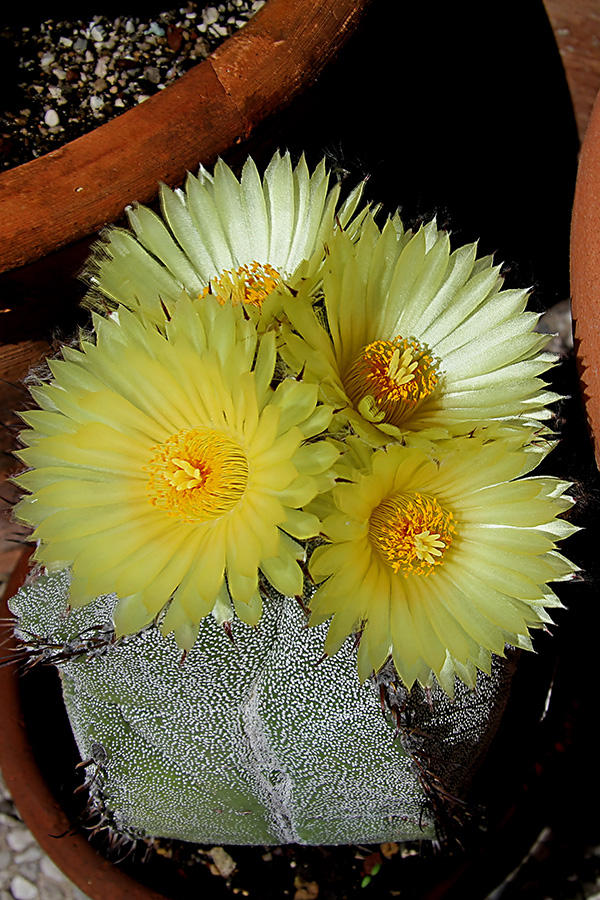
[10,569,513,846]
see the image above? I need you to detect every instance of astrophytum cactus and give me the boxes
[10,568,514,846]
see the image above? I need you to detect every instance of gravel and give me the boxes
[0,1,264,172]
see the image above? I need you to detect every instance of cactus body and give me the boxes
[10,570,513,845]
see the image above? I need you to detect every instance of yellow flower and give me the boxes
[83,151,367,329]
[308,437,577,694]
[282,217,558,446]
[14,296,338,650]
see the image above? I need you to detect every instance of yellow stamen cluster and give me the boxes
[368,492,456,576]
[146,428,249,523]
[199,261,282,308]
[344,337,439,427]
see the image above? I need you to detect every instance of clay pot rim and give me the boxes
[571,87,600,470]
[0,0,373,275]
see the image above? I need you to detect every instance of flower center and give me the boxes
[369,492,455,576]
[344,336,439,427]
[199,261,282,308]
[146,428,249,522]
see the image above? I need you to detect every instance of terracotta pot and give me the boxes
[0,0,373,274]
[571,88,600,470]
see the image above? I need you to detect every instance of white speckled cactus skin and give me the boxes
[10,570,513,846]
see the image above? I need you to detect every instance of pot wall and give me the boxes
[571,88,600,469]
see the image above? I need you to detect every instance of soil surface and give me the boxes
[0,1,263,171]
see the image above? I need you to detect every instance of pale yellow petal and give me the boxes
[113,594,156,636]
[226,512,264,579]
[261,547,303,597]
[233,590,263,626]
[357,567,392,680]
[227,566,259,606]
[321,513,369,543]
[281,507,321,540]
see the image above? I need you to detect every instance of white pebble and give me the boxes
[144,66,161,84]
[89,96,104,111]
[72,889,92,900]
[0,812,18,828]
[203,7,219,25]
[209,846,236,877]
[39,856,66,883]
[44,109,60,127]
[15,846,42,865]
[16,863,39,883]
[6,829,35,853]
[94,57,109,78]
[90,25,105,42]
[10,875,38,900]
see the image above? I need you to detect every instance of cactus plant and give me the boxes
[9,151,577,850]
[10,567,516,846]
